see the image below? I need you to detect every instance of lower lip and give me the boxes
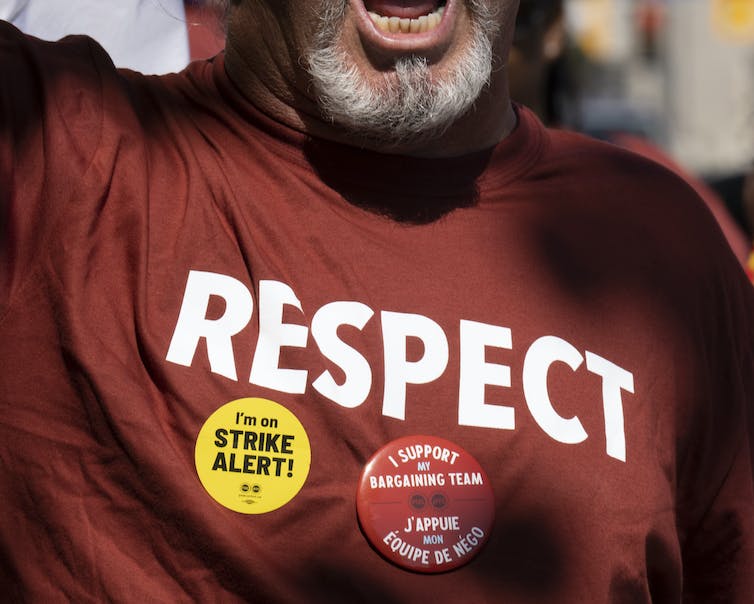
[348,0,458,56]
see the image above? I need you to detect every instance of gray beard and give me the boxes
[306,1,499,147]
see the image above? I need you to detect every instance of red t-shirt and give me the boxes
[1,22,753,602]
[609,131,752,266]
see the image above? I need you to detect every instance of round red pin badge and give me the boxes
[356,435,495,573]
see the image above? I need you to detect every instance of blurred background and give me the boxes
[562,0,754,177]
[555,0,754,224]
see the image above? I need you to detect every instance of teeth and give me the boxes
[368,6,445,34]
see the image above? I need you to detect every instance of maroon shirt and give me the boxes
[1,22,753,602]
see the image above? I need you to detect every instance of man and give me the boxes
[1,1,752,602]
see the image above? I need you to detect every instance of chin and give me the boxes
[306,0,498,146]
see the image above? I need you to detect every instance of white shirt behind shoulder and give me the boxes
[0,0,190,74]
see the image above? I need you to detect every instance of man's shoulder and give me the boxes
[546,127,673,176]
[521,124,741,273]
[1,20,123,141]
[1,21,230,164]
[0,20,207,123]
[1,19,115,85]
[539,126,708,210]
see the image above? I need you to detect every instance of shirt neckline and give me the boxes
[210,53,548,217]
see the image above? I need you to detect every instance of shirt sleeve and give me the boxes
[0,20,107,318]
[678,259,754,602]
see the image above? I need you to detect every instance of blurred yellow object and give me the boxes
[712,0,754,43]
[567,0,614,61]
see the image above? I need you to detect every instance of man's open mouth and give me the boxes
[364,1,448,34]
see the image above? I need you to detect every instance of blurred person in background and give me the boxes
[507,0,568,125]
[746,165,754,232]
[744,163,754,278]
[509,0,752,268]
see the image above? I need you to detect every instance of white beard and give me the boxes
[306,1,499,147]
